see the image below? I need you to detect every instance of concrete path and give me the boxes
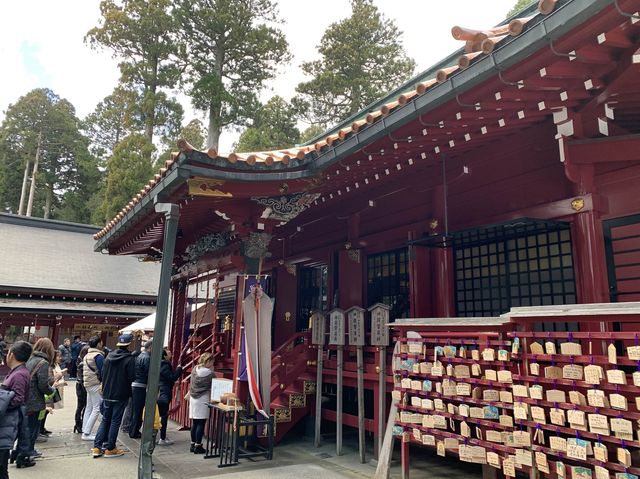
[10,383,481,479]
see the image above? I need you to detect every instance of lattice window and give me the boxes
[296,265,328,331]
[367,248,410,320]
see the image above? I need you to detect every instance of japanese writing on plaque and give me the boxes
[328,309,346,345]
[310,312,326,345]
[369,303,390,346]
[347,307,365,346]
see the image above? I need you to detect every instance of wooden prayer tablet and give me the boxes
[470,407,484,419]
[515,448,533,467]
[410,396,422,407]
[544,365,563,379]
[458,404,470,417]
[454,364,470,379]
[456,383,471,396]
[421,398,434,410]
[567,437,588,461]
[459,346,466,358]
[584,364,604,385]
[434,398,444,410]
[611,418,633,440]
[502,432,516,447]
[618,447,632,467]
[400,411,412,423]
[412,363,420,374]
[569,390,587,406]
[443,345,456,358]
[446,364,454,377]
[561,342,583,356]
[408,342,423,354]
[609,343,618,365]
[483,389,500,402]
[499,414,514,427]
[447,403,456,415]
[471,349,480,361]
[588,413,610,435]
[422,415,434,428]
[587,390,607,408]
[442,379,457,396]
[410,413,422,423]
[530,342,544,355]
[412,428,421,441]
[546,341,557,355]
[484,405,499,420]
[498,349,509,361]
[460,420,470,437]
[529,385,544,400]
[531,405,546,423]
[471,363,482,376]
[400,378,412,389]
[422,380,433,392]
[422,434,435,446]
[420,362,431,374]
[594,465,610,479]
[485,369,498,381]
[546,389,566,403]
[410,380,422,390]
[402,431,410,443]
[486,430,503,443]
[550,435,568,452]
[535,451,550,474]
[436,440,445,457]
[482,348,496,361]
[610,393,628,411]
[499,390,513,403]
[636,397,640,410]
[512,384,529,398]
[513,404,528,420]
[431,365,444,377]
[458,444,473,463]
[443,437,459,450]
[400,344,409,354]
[502,456,516,477]
[570,466,593,479]
[550,408,566,426]
[487,451,501,469]
[628,345,640,361]
[433,415,447,429]
[498,370,513,383]
[530,362,540,376]
[563,364,584,380]
[435,382,442,394]
[633,371,640,386]
[556,461,567,479]
[607,369,628,385]
[568,409,586,427]
[594,442,609,462]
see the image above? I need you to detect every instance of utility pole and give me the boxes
[26,131,42,217]
[18,160,31,215]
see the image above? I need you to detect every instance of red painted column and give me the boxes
[272,265,298,347]
[408,231,432,318]
[169,281,187,366]
[572,208,609,303]
[433,246,456,317]
[338,249,364,309]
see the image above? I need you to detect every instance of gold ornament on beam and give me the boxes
[571,197,585,211]
[187,177,233,198]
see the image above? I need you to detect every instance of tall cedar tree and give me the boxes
[173,0,290,149]
[155,118,207,169]
[0,88,99,221]
[294,0,415,127]
[97,133,155,224]
[86,0,183,148]
[235,96,300,152]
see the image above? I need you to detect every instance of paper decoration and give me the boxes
[460,420,470,437]
[484,405,499,419]
[410,396,421,407]
[609,343,618,364]
[567,437,588,461]
[422,415,434,428]
[410,380,422,390]
[431,365,443,376]
[444,437,459,450]
[633,371,640,387]
[469,407,484,419]
[433,415,447,429]
[513,404,528,420]
[422,380,433,392]
[434,399,444,410]
[584,364,604,385]
[447,403,456,415]
[443,345,457,358]
[420,362,431,374]
[459,346,466,358]
[607,369,627,385]
[446,364,454,377]
[561,342,583,356]
[563,364,584,380]
[546,341,557,355]
[421,398,434,410]
[530,362,540,376]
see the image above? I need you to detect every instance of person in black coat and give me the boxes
[129,340,152,439]
[156,348,182,445]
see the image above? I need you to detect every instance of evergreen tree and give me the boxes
[507,0,535,17]
[235,96,300,152]
[173,0,290,149]
[155,118,207,168]
[299,125,326,144]
[294,0,415,127]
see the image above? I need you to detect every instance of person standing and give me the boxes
[91,334,136,458]
[25,339,58,461]
[157,348,182,445]
[73,346,89,434]
[188,353,214,454]
[57,339,71,373]
[82,336,105,441]
[69,336,82,379]
[129,340,152,439]
[0,341,33,476]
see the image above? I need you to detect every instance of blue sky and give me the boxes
[0,0,517,152]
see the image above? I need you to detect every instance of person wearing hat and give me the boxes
[91,333,136,458]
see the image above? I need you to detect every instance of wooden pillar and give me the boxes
[169,281,187,367]
[433,246,456,317]
[272,264,297,346]
[572,206,609,303]
[408,232,432,317]
[338,249,363,309]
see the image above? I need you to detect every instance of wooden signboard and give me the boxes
[369,303,391,346]
[311,311,326,345]
[346,306,366,346]
[329,308,346,346]
[329,308,345,456]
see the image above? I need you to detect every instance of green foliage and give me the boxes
[299,125,326,145]
[155,118,207,168]
[86,0,183,145]
[294,0,416,126]
[95,133,155,224]
[234,96,300,152]
[0,88,100,221]
[507,0,535,17]
[173,0,290,149]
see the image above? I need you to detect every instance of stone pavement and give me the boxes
[10,383,481,479]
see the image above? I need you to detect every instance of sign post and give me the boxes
[347,306,366,462]
[369,303,391,458]
[329,308,346,456]
[311,310,326,448]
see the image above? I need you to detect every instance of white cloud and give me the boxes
[0,0,517,152]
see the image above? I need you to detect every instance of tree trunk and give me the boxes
[18,159,31,215]
[26,132,42,217]
[44,185,53,219]
[144,53,159,147]
[207,103,221,150]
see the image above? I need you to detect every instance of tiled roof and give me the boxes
[94,0,557,241]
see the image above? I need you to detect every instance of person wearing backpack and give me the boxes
[0,340,32,476]
[81,336,105,441]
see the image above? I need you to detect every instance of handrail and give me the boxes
[272,331,309,358]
